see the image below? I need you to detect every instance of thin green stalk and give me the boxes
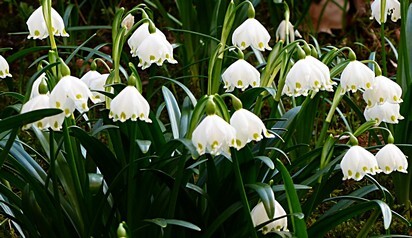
[231,149,258,238]
[165,156,187,238]
[356,209,380,238]
[380,23,387,76]
[127,122,139,232]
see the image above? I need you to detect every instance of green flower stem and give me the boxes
[127,122,139,231]
[380,0,387,75]
[316,85,343,147]
[231,149,258,238]
[356,209,380,238]
[165,156,187,238]
[42,0,57,51]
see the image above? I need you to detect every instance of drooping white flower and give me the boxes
[364,102,404,124]
[371,0,401,24]
[376,143,408,174]
[49,75,96,116]
[121,14,134,31]
[80,70,109,103]
[282,56,334,97]
[222,59,260,92]
[21,94,65,131]
[0,55,11,78]
[109,85,152,123]
[230,109,274,149]
[340,145,381,181]
[26,6,69,40]
[128,23,156,56]
[232,18,272,51]
[30,73,48,98]
[363,75,402,107]
[340,60,375,94]
[275,20,301,43]
[192,114,237,158]
[251,200,288,234]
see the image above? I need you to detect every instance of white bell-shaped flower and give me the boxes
[232,18,271,51]
[251,200,288,234]
[340,60,375,94]
[364,102,404,124]
[275,20,301,43]
[340,145,381,181]
[0,55,11,78]
[222,59,260,92]
[80,70,109,103]
[192,114,237,158]
[21,94,65,131]
[371,0,401,24]
[109,85,152,123]
[30,73,48,98]
[135,31,177,69]
[282,56,334,97]
[230,109,274,149]
[363,75,402,107]
[49,75,96,116]
[127,23,166,57]
[26,6,69,40]
[376,143,408,174]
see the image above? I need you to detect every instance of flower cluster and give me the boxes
[127,22,177,69]
[192,109,273,158]
[363,75,404,124]
[340,144,408,181]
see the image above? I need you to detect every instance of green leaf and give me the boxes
[255,156,274,170]
[162,86,182,139]
[0,109,62,132]
[144,218,201,231]
[246,183,276,219]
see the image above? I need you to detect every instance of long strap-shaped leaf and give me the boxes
[274,159,308,238]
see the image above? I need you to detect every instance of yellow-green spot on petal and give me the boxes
[367,100,372,107]
[348,170,353,176]
[351,85,356,90]
[139,113,145,119]
[139,58,143,64]
[258,42,264,49]
[54,121,59,129]
[150,55,156,61]
[76,94,82,99]
[241,42,246,47]
[253,133,260,140]
[34,30,40,36]
[5,69,9,74]
[399,166,403,170]
[198,143,203,150]
[82,103,87,110]
[56,101,61,108]
[237,80,243,87]
[120,112,126,121]
[252,81,257,86]
[295,82,301,89]
[366,82,371,88]
[131,114,137,120]
[211,141,219,149]
[385,166,391,172]
[379,97,384,103]
[275,226,281,230]
[37,122,43,129]
[314,81,320,86]
[64,109,70,115]
[236,139,242,147]
[393,96,398,101]
[362,166,368,172]
[165,54,170,59]
[391,115,396,121]
[355,172,361,179]
[0,71,3,76]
